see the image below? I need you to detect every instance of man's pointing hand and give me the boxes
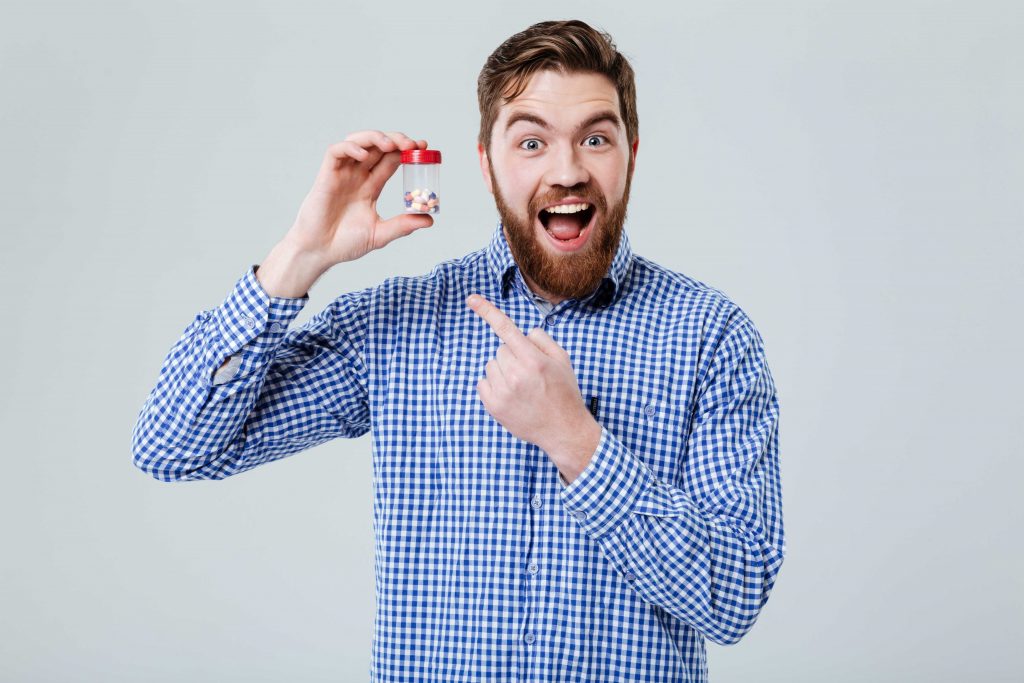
[466,294,601,483]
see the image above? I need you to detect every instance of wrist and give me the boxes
[548,414,602,483]
[255,239,330,299]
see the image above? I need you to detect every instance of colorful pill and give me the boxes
[404,186,439,213]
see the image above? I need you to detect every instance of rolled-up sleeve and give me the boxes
[560,311,785,645]
[132,264,372,482]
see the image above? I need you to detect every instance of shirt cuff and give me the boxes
[559,426,657,540]
[208,264,309,383]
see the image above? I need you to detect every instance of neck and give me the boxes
[522,272,565,306]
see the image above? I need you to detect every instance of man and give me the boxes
[133,19,786,682]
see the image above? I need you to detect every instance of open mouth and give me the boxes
[538,203,596,249]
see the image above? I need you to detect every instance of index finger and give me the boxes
[383,131,426,152]
[466,294,533,357]
[337,130,423,155]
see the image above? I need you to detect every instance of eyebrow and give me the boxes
[504,110,623,138]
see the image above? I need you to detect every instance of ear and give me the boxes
[626,136,639,180]
[478,142,494,195]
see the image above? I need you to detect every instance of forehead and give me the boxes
[496,69,621,128]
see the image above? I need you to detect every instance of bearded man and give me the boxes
[133,19,786,683]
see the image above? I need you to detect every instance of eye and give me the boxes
[584,135,607,147]
[519,139,543,151]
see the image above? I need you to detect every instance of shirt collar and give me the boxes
[484,220,633,309]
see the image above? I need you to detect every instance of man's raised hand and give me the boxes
[285,130,434,268]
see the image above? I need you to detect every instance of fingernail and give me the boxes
[467,294,478,305]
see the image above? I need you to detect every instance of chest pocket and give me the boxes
[590,391,691,490]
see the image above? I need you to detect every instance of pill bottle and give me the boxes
[401,149,441,214]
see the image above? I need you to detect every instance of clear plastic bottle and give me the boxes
[401,149,441,214]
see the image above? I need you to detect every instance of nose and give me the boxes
[543,142,590,188]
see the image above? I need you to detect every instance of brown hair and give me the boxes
[477,20,638,153]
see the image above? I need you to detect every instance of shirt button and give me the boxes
[524,632,535,644]
[624,571,637,582]
[530,495,542,509]
[270,322,284,332]
[527,562,539,575]
[243,316,256,329]
[644,404,656,417]
[544,315,556,326]
[572,511,587,521]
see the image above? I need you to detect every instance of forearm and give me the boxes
[560,427,785,645]
[131,266,310,481]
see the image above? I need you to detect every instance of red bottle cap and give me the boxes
[401,149,442,164]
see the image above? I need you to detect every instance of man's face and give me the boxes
[478,69,638,303]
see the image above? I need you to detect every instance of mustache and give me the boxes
[529,186,606,214]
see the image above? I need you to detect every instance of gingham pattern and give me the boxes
[133,222,786,682]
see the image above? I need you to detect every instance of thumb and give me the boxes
[373,212,434,249]
[527,327,566,359]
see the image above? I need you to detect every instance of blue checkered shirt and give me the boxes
[133,222,786,682]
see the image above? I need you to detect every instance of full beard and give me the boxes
[490,159,632,302]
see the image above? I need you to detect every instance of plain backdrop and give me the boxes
[2,0,1021,680]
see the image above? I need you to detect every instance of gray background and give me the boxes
[1,0,1021,680]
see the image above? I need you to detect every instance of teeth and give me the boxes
[543,202,590,214]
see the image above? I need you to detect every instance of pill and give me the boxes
[404,187,439,213]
